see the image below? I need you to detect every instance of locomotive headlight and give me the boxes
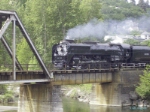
[57,46,62,55]
[62,44,67,55]
[57,45,68,56]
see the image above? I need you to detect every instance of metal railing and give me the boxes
[0,62,145,72]
[0,64,41,72]
[0,63,115,71]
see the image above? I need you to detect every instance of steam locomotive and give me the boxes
[52,39,150,69]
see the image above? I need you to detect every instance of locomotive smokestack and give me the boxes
[63,36,75,43]
[65,36,70,40]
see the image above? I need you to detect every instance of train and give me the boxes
[52,39,150,69]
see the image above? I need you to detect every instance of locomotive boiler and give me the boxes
[52,39,150,69]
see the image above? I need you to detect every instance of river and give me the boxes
[0,103,17,112]
[0,97,150,112]
[62,97,150,112]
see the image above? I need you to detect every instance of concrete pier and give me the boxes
[18,84,63,112]
[51,85,63,112]
[90,69,143,106]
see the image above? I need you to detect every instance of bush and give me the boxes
[3,93,14,103]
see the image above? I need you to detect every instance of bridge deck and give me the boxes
[0,68,119,84]
[0,67,144,84]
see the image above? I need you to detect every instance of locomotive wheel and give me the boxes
[95,63,100,69]
[101,62,110,69]
[81,63,88,69]
[90,63,100,69]
[90,63,96,69]
[66,66,71,70]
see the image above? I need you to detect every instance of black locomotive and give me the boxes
[52,39,150,69]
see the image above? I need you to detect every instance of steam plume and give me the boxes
[66,17,150,40]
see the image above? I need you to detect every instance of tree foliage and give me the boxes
[124,38,141,45]
[141,40,150,46]
[136,66,150,99]
[17,38,33,64]
[100,0,146,20]
[16,0,102,64]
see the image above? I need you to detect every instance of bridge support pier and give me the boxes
[90,70,143,106]
[18,83,63,112]
[90,83,121,106]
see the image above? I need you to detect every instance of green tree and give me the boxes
[124,38,141,45]
[130,30,141,36]
[16,0,103,64]
[0,0,15,10]
[100,0,145,20]
[17,38,33,64]
[138,0,150,12]
[79,0,102,22]
[141,40,150,46]
[136,66,150,99]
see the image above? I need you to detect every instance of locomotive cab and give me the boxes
[109,43,131,62]
[119,44,131,62]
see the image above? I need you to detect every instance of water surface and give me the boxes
[0,97,149,112]
[62,97,150,112]
[0,103,17,112]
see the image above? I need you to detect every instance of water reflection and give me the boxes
[90,106,126,112]
[62,97,90,112]
[90,106,149,112]
[62,97,150,112]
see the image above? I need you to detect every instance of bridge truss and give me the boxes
[0,10,52,82]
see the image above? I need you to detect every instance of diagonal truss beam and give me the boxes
[0,10,52,79]
[1,36,23,70]
[0,17,12,39]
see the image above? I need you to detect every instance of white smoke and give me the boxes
[138,16,150,31]
[127,0,150,5]
[66,17,150,40]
